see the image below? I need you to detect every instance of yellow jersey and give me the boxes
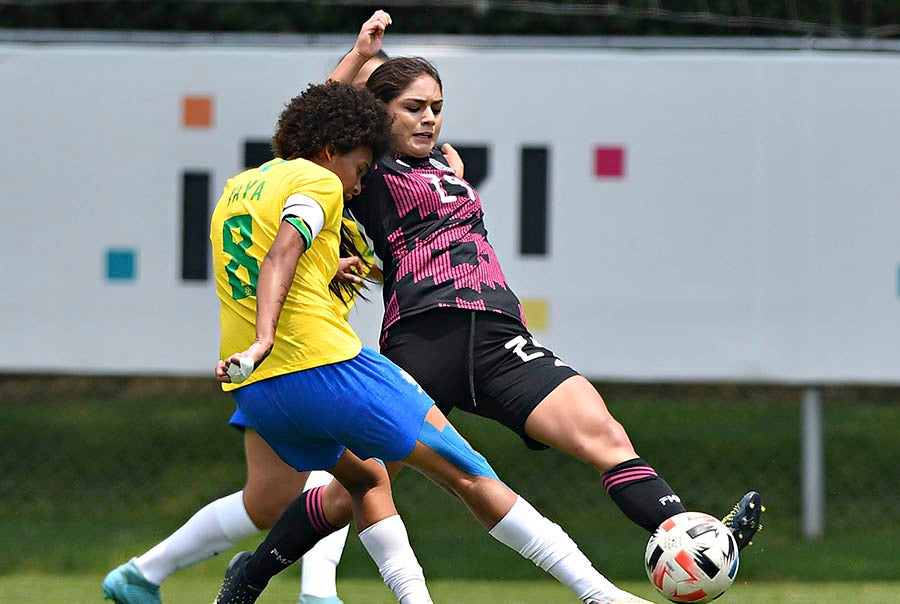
[210,157,361,390]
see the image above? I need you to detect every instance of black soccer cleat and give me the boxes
[212,551,263,604]
[722,490,765,551]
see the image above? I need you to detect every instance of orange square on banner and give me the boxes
[183,96,213,128]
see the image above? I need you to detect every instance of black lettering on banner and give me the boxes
[448,145,489,189]
[181,172,210,281]
[520,146,549,256]
[176,139,275,284]
[244,140,274,169]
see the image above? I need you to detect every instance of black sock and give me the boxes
[601,457,686,533]
[243,486,340,587]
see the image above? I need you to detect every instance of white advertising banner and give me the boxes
[2,40,898,383]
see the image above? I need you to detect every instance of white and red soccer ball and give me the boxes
[644,511,739,603]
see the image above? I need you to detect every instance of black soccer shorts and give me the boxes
[381,308,579,450]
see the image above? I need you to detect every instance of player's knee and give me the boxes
[242,471,307,528]
[447,474,493,502]
[600,416,633,450]
[334,463,391,503]
[322,482,354,526]
[559,414,636,468]
[243,488,295,529]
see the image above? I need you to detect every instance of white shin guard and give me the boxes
[489,496,621,602]
[358,515,433,604]
[135,490,259,585]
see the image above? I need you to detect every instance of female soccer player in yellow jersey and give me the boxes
[102,15,395,604]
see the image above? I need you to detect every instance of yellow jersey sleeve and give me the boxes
[211,158,362,390]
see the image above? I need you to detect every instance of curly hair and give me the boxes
[272,80,393,162]
[271,81,389,308]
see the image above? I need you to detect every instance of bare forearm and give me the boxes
[329,49,370,83]
[254,224,306,355]
[327,10,391,83]
[215,221,306,383]
[253,254,295,354]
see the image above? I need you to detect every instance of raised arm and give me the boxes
[328,10,392,83]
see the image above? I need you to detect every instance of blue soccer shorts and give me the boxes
[231,346,433,471]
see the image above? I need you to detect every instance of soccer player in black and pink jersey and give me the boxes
[338,53,763,548]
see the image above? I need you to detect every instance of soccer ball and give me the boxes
[644,511,739,603]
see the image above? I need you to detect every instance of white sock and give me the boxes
[488,496,621,602]
[300,526,350,597]
[303,470,336,490]
[358,515,433,604]
[300,472,349,598]
[135,491,260,585]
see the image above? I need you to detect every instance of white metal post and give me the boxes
[801,387,825,539]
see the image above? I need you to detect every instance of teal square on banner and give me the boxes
[107,248,136,281]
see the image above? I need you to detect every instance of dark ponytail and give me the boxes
[329,220,373,306]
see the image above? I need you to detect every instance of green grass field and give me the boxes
[3,574,900,604]
[2,377,899,603]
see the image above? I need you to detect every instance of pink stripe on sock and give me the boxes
[602,467,658,491]
[305,486,334,535]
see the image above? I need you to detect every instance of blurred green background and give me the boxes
[2,376,897,583]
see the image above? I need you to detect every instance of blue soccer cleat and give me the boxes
[102,559,161,604]
[299,595,345,604]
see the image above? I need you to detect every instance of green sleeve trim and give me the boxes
[284,216,313,249]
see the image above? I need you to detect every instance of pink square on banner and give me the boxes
[594,146,625,178]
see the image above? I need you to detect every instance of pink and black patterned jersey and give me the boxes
[346,147,525,339]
